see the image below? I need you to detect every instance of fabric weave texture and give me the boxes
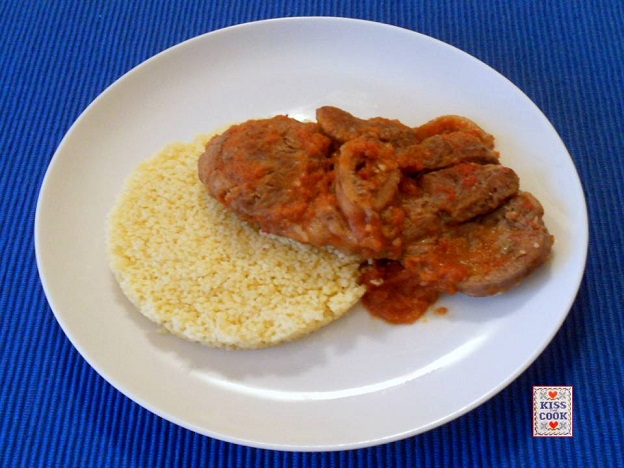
[1,1,622,466]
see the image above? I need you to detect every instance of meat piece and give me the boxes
[316,106,419,147]
[198,116,348,247]
[400,163,519,241]
[404,192,554,296]
[397,132,499,172]
[413,114,496,149]
[334,137,404,258]
[455,192,554,295]
[418,163,519,223]
[198,116,330,225]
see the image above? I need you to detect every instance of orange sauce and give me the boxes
[360,260,442,324]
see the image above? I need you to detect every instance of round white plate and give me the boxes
[35,17,588,451]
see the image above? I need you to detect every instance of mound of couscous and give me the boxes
[106,135,365,349]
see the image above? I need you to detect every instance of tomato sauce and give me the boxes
[360,260,441,324]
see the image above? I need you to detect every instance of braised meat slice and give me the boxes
[361,192,553,322]
[413,114,496,149]
[454,191,554,296]
[334,137,404,258]
[397,132,500,172]
[399,163,519,241]
[316,105,420,147]
[403,191,554,296]
[416,163,519,224]
[198,116,331,226]
[198,116,350,248]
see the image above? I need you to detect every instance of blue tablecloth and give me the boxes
[2,1,622,466]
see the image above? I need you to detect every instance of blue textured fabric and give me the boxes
[1,1,623,466]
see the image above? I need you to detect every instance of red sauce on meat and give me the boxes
[359,236,472,324]
[199,107,554,325]
[360,223,507,323]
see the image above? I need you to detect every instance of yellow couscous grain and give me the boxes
[106,135,365,349]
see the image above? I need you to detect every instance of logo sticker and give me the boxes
[532,386,573,437]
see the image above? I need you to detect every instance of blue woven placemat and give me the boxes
[1,1,622,466]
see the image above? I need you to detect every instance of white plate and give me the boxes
[35,17,588,451]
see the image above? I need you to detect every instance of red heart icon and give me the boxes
[549,421,559,429]
[548,391,558,399]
